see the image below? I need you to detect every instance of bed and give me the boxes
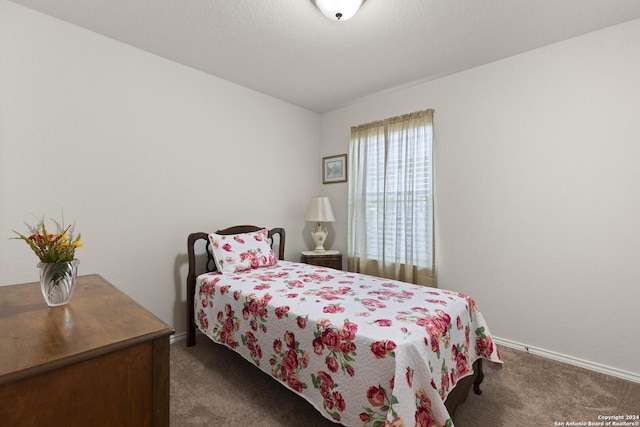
[186,225,502,427]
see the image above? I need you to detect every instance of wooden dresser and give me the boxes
[0,274,174,427]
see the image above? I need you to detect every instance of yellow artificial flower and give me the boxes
[13,217,82,263]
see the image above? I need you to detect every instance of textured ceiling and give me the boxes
[9,0,640,113]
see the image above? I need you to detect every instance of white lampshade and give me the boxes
[305,197,335,223]
[315,0,364,21]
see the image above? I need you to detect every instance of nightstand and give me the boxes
[300,250,343,271]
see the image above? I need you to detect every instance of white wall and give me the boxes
[321,19,640,377]
[0,2,321,335]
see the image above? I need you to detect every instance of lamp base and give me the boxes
[311,223,328,252]
[311,232,327,252]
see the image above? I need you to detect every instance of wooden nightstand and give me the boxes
[300,250,343,270]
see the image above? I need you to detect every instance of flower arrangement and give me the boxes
[13,217,82,263]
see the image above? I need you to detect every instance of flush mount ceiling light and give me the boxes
[315,0,364,21]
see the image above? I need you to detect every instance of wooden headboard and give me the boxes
[186,225,285,346]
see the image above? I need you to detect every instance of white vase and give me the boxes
[38,259,79,307]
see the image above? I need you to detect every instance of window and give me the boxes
[347,109,434,286]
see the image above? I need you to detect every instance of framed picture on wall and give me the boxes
[322,154,347,184]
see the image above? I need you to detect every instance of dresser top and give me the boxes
[0,274,174,385]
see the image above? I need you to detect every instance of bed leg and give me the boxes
[187,323,196,347]
[187,268,196,347]
[187,296,196,347]
[473,359,484,395]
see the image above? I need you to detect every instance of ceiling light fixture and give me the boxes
[315,0,364,21]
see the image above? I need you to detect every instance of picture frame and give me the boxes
[322,154,348,184]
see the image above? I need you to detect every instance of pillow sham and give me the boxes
[208,229,278,273]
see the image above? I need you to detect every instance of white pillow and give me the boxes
[208,229,278,273]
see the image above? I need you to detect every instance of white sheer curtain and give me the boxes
[347,109,435,286]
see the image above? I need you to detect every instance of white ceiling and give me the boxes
[9,0,640,113]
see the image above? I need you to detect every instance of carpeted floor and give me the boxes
[170,337,640,426]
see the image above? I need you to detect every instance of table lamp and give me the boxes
[304,196,335,253]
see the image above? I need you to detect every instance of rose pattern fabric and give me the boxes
[208,229,278,273]
[195,261,502,427]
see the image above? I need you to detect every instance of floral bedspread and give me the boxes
[195,261,502,427]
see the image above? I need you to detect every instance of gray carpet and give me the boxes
[170,336,640,426]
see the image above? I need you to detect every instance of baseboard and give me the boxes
[493,336,640,384]
[170,331,187,344]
